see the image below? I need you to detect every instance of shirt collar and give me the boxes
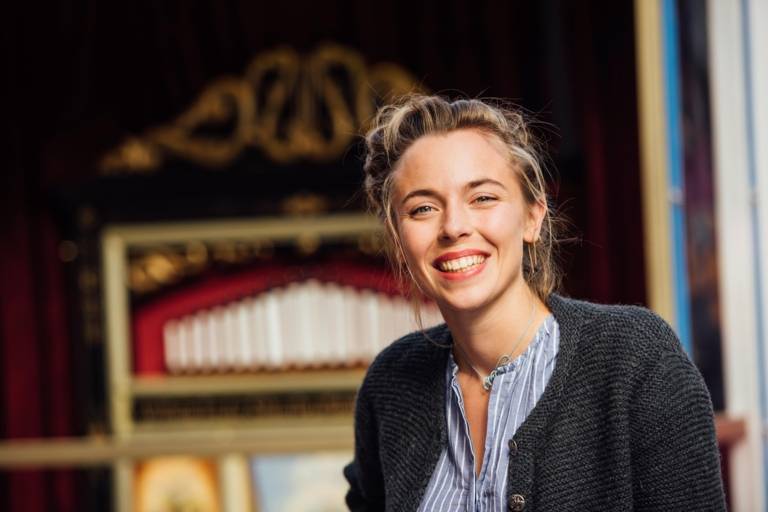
[447,314,555,378]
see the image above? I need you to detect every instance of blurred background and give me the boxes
[1,0,766,510]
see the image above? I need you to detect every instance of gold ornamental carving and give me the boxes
[100,44,423,173]
[128,240,274,294]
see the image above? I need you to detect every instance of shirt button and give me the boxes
[509,494,525,511]
[508,439,518,455]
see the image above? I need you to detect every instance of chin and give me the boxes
[435,290,496,314]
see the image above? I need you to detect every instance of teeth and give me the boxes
[438,255,486,272]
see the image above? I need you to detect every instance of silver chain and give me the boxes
[454,293,537,392]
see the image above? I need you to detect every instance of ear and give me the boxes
[524,199,547,243]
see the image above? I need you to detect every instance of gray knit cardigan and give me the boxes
[344,294,726,511]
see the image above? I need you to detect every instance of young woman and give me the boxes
[344,95,725,511]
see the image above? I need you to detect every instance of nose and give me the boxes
[439,203,473,242]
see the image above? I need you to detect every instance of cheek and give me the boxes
[482,207,526,244]
[398,222,432,268]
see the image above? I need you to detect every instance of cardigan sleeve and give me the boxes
[344,375,386,511]
[629,349,726,511]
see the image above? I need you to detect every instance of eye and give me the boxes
[473,195,497,204]
[409,205,435,216]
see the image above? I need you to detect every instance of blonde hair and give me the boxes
[363,94,563,314]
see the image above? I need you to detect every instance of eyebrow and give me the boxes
[399,178,507,205]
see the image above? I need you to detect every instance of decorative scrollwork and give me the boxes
[101,44,424,173]
[128,240,277,294]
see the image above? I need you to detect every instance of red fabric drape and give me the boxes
[563,0,646,305]
[0,204,76,512]
[2,9,77,503]
[0,180,47,512]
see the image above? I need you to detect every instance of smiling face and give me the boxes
[391,129,545,314]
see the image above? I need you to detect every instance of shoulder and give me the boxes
[548,294,690,388]
[550,297,714,435]
[357,323,450,403]
[364,322,451,376]
[550,294,683,356]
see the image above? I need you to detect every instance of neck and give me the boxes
[442,282,550,377]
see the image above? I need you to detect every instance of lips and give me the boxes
[433,249,490,274]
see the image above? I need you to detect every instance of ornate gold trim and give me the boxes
[122,213,381,293]
[101,44,423,173]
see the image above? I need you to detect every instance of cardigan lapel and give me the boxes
[505,293,594,506]
[395,325,452,511]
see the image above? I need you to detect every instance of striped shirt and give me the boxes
[417,314,560,511]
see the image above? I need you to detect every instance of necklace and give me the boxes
[454,294,537,391]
